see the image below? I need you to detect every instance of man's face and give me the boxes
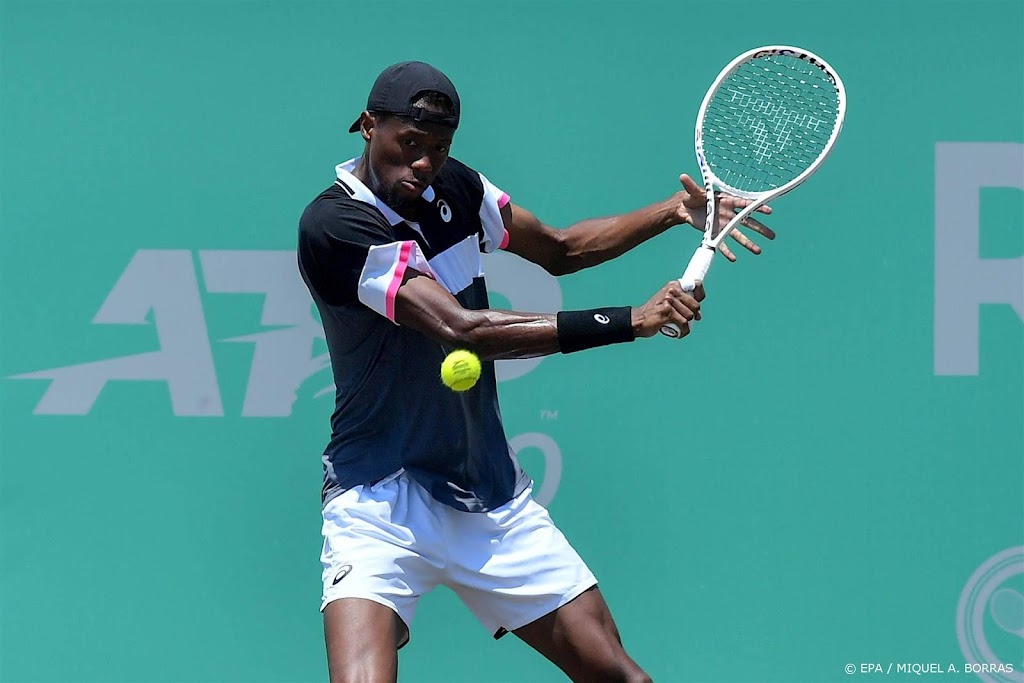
[364,114,453,211]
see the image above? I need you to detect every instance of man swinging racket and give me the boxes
[297,60,775,682]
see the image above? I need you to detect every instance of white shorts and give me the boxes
[319,470,597,645]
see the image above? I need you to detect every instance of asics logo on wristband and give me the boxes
[556,307,633,354]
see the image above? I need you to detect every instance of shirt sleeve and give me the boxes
[477,171,511,253]
[298,194,436,323]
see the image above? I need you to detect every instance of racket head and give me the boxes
[694,46,846,217]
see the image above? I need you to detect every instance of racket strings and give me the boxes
[703,55,839,193]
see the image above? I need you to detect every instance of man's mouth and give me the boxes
[401,179,425,192]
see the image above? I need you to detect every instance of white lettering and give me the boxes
[11,250,222,415]
[934,143,1024,375]
[11,248,564,415]
[200,250,325,417]
[509,432,562,506]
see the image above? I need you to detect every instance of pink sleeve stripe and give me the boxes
[499,229,510,250]
[497,192,510,209]
[385,241,414,321]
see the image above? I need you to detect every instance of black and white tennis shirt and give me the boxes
[298,157,531,513]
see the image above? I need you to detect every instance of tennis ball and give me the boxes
[440,349,482,392]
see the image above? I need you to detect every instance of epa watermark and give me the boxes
[845,662,1015,676]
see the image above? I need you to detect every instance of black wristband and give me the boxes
[556,307,635,354]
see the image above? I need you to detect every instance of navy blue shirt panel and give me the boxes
[297,158,529,513]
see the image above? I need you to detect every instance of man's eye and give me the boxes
[437,145,449,154]
[403,139,418,147]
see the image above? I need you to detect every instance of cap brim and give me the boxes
[347,116,361,133]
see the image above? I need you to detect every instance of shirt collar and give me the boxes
[335,157,436,226]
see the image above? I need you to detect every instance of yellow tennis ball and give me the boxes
[440,349,481,392]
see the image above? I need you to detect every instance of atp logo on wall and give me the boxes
[8,248,568,506]
[10,249,561,417]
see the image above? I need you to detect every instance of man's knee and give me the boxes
[328,660,391,683]
[609,658,653,683]
[572,645,652,683]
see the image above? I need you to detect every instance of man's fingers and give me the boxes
[723,196,772,214]
[663,278,703,308]
[718,241,739,261]
[647,279,706,338]
[673,288,701,311]
[721,196,773,217]
[679,173,703,196]
[740,216,776,239]
[665,288,701,321]
[727,228,760,255]
[667,296,695,323]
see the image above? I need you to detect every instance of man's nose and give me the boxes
[411,153,433,175]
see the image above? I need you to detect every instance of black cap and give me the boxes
[348,61,461,134]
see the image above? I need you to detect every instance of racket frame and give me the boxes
[661,45,847,338]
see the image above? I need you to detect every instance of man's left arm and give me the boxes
[501,173,776,275]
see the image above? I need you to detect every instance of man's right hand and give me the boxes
[632,280,705,338]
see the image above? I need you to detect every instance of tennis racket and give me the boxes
[662,45,847,337]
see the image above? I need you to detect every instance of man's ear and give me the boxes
[358,111,375,142]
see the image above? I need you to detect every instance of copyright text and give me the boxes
[844,662,1014,675]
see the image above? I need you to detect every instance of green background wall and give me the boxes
[1,1,1021,681]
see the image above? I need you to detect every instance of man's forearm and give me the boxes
[556,197,681,274]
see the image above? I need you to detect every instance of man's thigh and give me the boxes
[320,474,445,675]
[513,587,651,683]
[324,598,404,683]
[445,486,647,681]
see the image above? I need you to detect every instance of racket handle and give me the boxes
[660,246,715,338]
[679,246,715,291]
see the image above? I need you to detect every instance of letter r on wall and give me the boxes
[934,143,1024,375]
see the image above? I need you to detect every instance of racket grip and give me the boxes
[679,246,715,292]
[660,246,715,338]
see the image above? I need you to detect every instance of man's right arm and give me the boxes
[393,269,705,361]
[300,194,705,361]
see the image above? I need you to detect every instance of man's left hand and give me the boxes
[672,173,776,262]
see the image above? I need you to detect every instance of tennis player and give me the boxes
[297,61,775,683]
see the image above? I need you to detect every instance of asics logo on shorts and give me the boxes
[332,564,353,585]
[594,314,610,324]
